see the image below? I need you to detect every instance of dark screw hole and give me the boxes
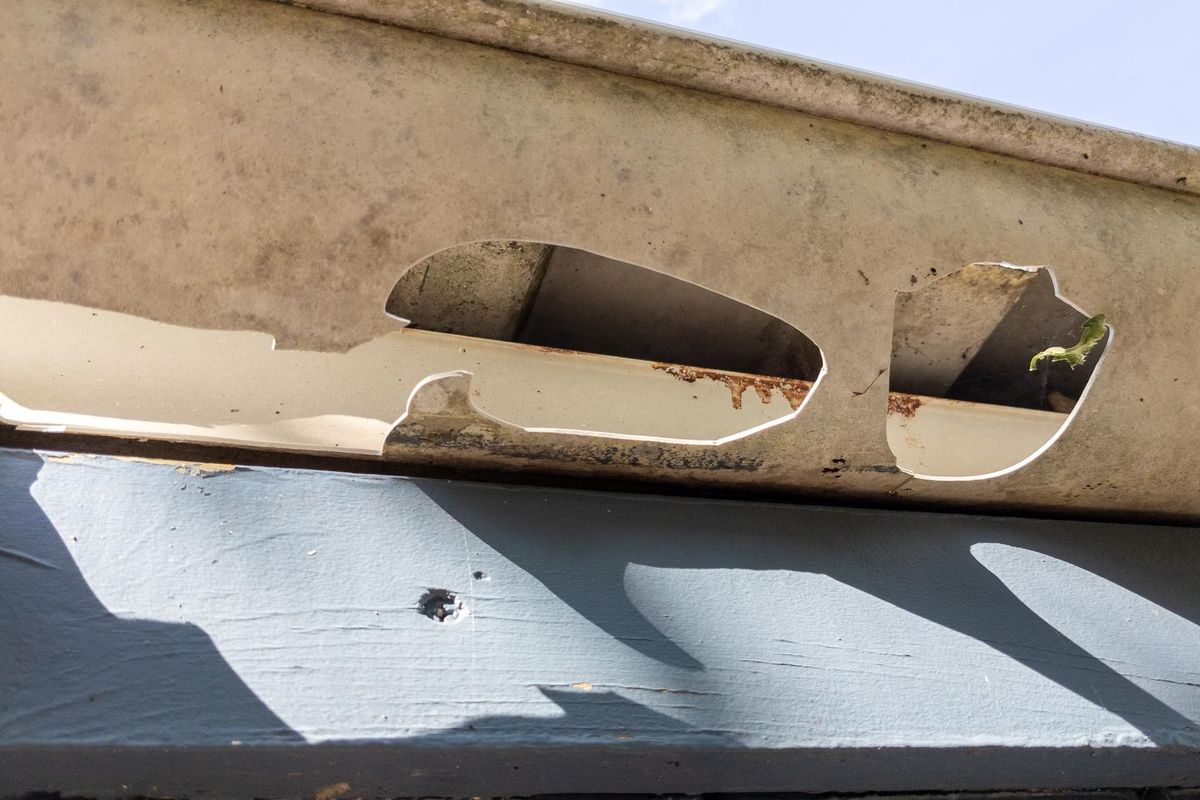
[417,588,459,622]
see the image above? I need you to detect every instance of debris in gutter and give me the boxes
[1029,313,1108,371]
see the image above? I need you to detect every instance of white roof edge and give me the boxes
[278,0,1200,197]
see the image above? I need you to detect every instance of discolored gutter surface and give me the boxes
[279,0,1200,195]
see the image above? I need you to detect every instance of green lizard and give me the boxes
[1029,313,1107,371]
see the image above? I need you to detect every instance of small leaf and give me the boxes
[1029,313,1107,371]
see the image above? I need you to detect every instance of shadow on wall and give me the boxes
[3,452,1198,751]
[0,451,301,745]
[416,481,1200,747]
[401,686,736,745]
[0,453,734,751]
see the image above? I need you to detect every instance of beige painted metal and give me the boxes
[0,296,1059,483]
[886,399,1064,481]
[386,241,552,339]
[280,0,1200,197]
[2,0,1198,519]
[0,296,794,447]
[891,265,1037,397]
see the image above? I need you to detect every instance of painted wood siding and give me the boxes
[2,447,1199,796]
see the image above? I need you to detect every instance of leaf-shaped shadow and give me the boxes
[416,480,1200,746]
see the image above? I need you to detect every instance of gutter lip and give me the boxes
[275,0,1200,197]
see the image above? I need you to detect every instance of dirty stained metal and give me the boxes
[887,394,923,419]
[386,241,553,339]
[652,364,811,411]
[389,425,766,473]
[276,0,1200,196]
[385,373,766,473]
[1,0,1197,519]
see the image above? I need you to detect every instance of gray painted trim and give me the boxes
[3,447,1200,796]
[5,744,1200,797]
[277,0,1200,196]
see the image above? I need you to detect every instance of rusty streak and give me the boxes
[887,393,923,418]
[652,364,811,410]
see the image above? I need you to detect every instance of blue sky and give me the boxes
[562,0,1200,147]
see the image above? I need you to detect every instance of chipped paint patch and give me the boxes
[43,453,237,476]
[110,456,238,475]
[313,782,351,800]
[41,453,246,476]
[175,461,238,476]
[43,453,94,465]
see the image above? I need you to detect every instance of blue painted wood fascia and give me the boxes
[2,448,1199,796]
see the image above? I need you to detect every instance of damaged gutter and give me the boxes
[277,0,1200,196]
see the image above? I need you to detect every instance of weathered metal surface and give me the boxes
[652,364,810,411]
[887,397,1065,480]
[0,294,1079,492]
[892,265,1104,411]
[1,0,1198,518]
[0,296,800,446]
[386,240,552,339]
[384,371,772,472]
[3,448,1200,796]
[277,0,1200,196]
[516,245,825,379]
[891,264,1038,398]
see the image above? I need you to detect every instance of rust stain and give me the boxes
[528,343,594,357]
[652,364,811,410]
[887,393,922,418]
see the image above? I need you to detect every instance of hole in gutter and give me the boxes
[0,278,817,453]
[385,241,825,442]
[888,263,1109,480]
